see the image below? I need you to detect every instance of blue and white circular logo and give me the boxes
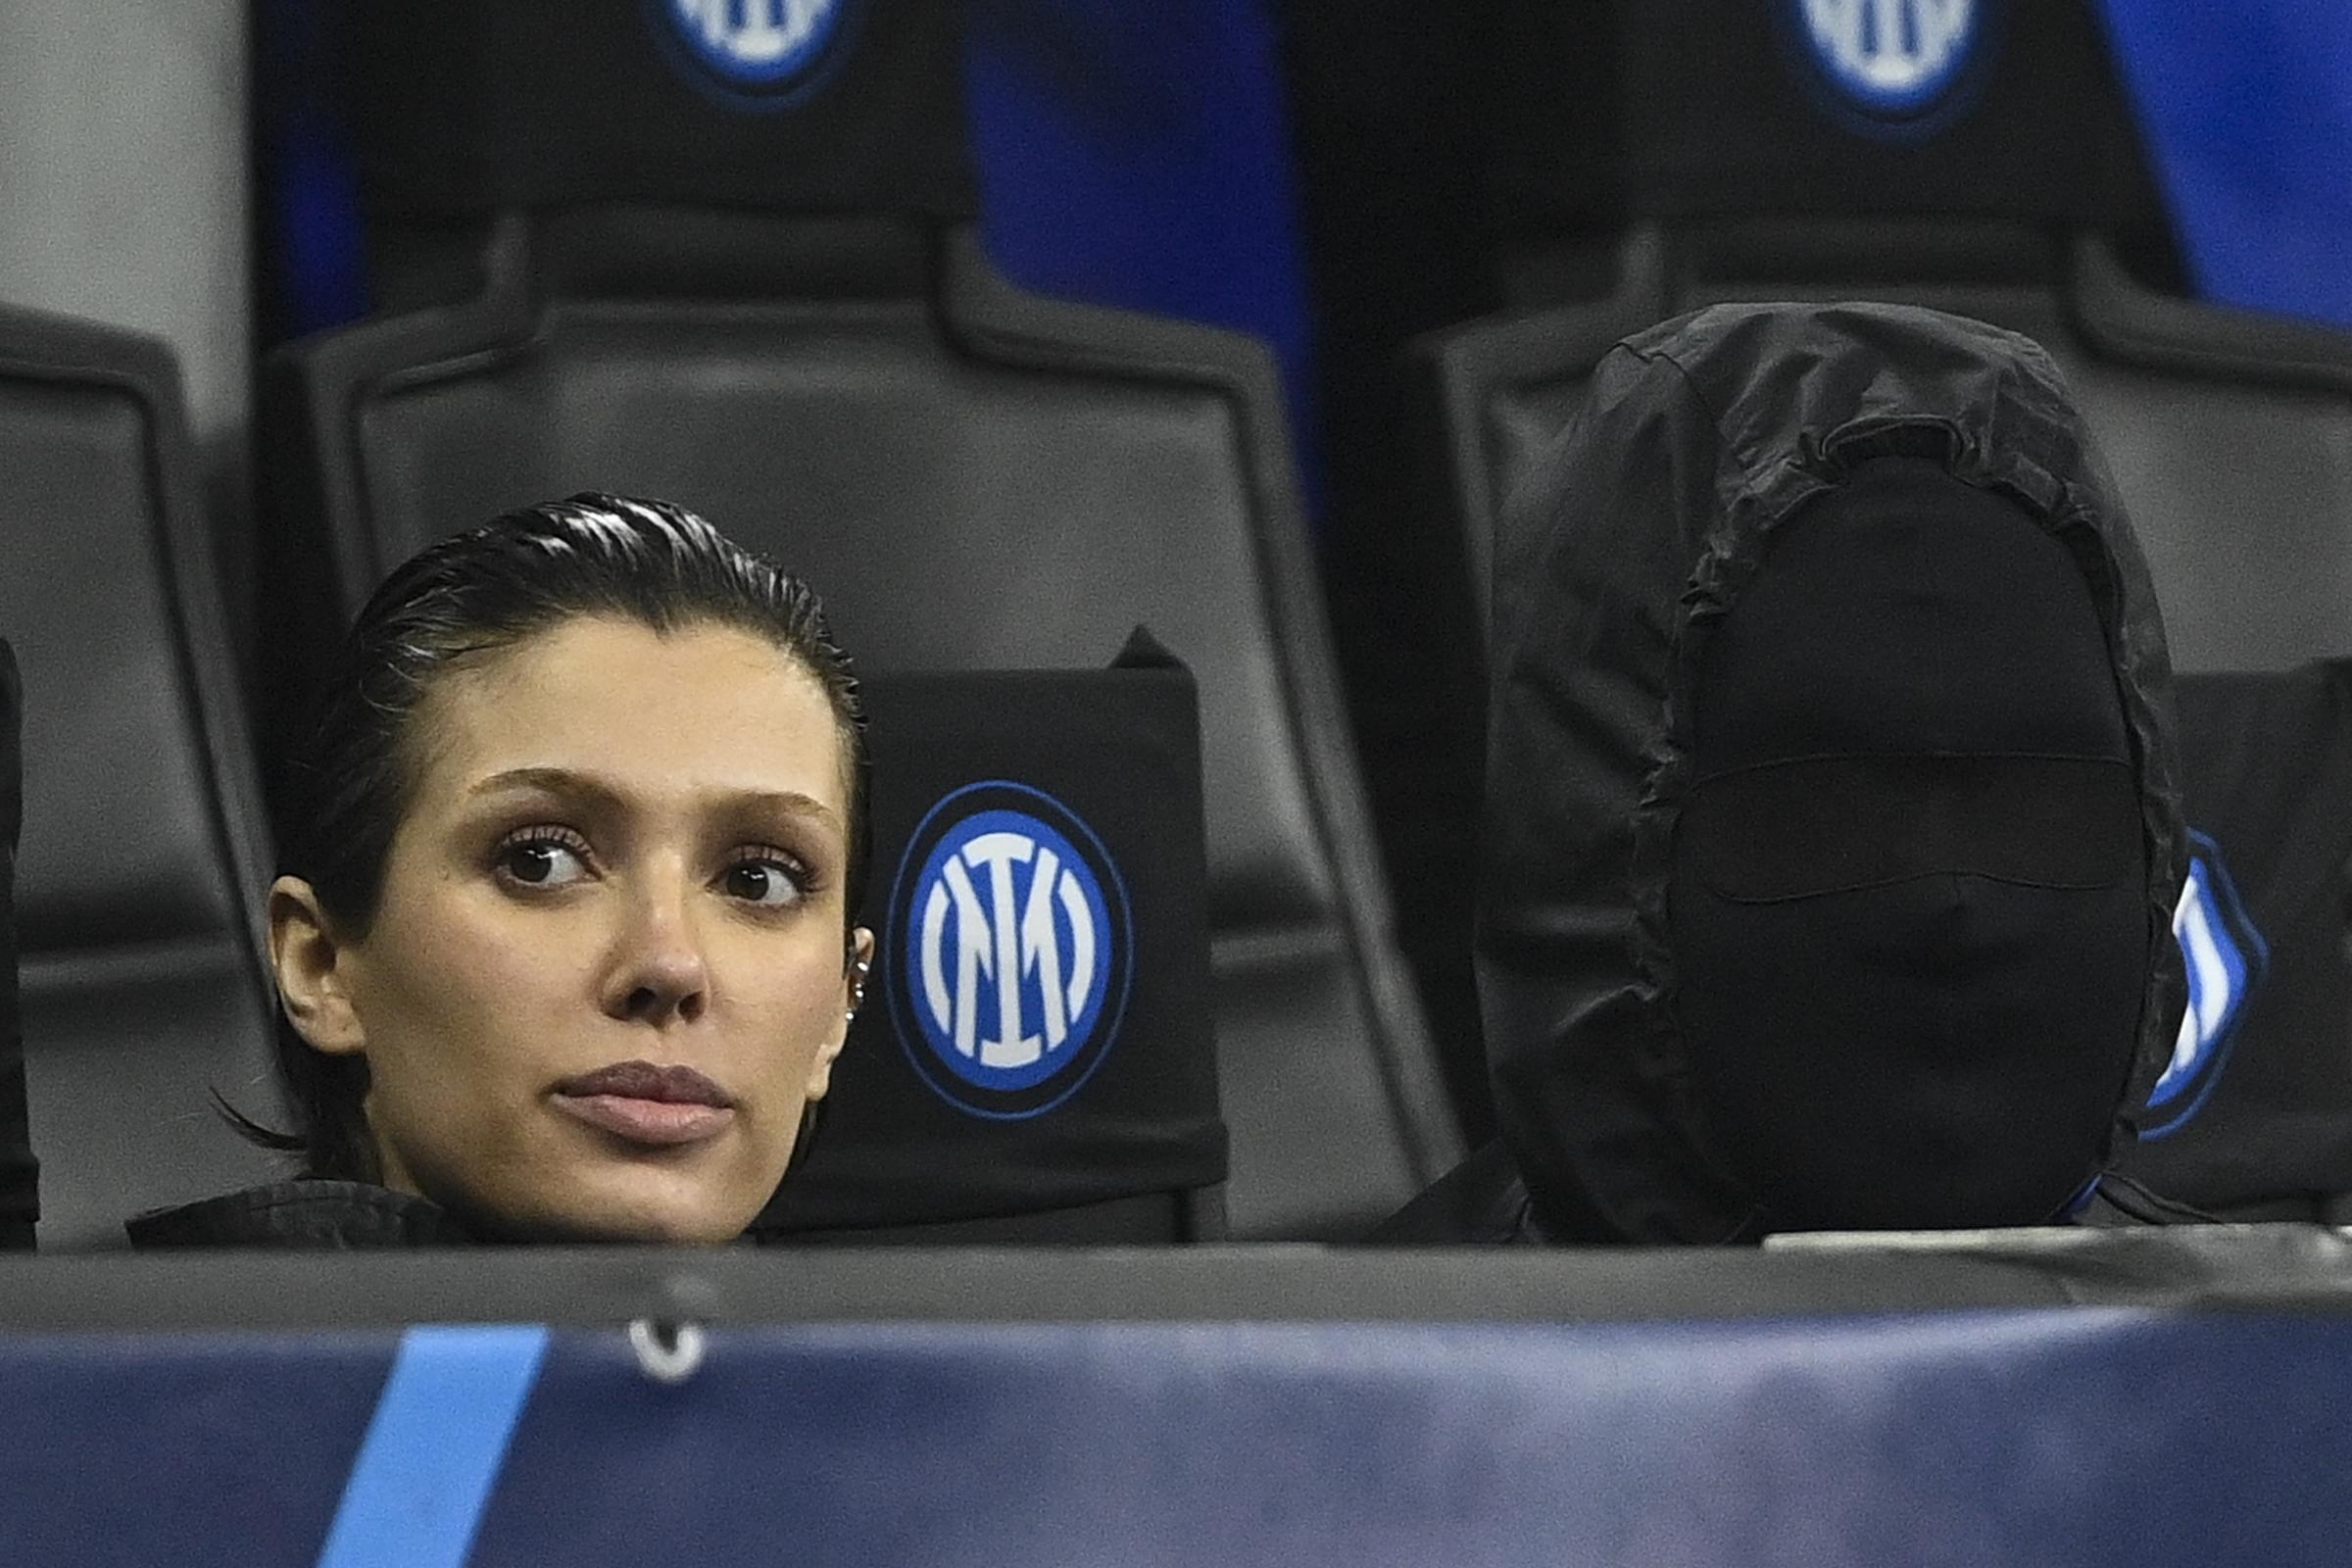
[1793,0,1979,120]
[887,782,1133,1120]
[2141,830,2269,1140]
[655,0,852,101]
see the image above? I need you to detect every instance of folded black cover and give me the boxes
[757,646,1225,1233]
[2118,663,2352,1212]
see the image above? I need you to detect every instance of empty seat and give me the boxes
[0,305,281,1249]
[262,0,1459,1237]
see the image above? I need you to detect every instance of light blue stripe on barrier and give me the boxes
[315,1325,551,1568]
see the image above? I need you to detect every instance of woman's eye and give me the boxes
[722,857,808,908]
[498,838,589,889]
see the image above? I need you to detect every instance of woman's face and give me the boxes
[272,613,870,1242]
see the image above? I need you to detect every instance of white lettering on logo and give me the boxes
[918,828,1101,1072]
[1803,0,1972,97]
[2162,863,2231,1093]
[672,0,836,67]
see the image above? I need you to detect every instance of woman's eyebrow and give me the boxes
[467,766,842,830]
[468,765,623,808]
[718,789,844,832]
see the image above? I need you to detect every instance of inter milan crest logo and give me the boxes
[1791,0,1980,124]
[653,0,852,104]
[888,782,1133,1120]
[2141,831,2269,1140]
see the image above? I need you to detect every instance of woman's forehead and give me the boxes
[406,615,849,814]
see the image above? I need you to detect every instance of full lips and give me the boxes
[550,1093,736,1147]
[550,1059,737,1148]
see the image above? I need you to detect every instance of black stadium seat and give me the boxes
[1417,0,2352,1214]
[262,0,1460,1238]
[1429,0,2352,677]
[0,306,282,1250]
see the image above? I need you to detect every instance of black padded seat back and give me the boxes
[1478,0,2172,288]
[268,218,1460,1237]
[337,0,974,221]
[1436,226,2352,675]
[0,307,281,1250]
[1612,0,2168,238]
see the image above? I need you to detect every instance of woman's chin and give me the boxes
[451,1173,760,1245]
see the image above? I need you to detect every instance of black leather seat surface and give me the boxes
[0,306,281,1250]
[1449,231,2352,676]
[1432,0,2352,675]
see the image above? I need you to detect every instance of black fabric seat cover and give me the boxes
[339,0,973,220]
[2116,665,2352,1216]
[1474,0,2168,260]
[757,644,1226,1241]
[1617,0,2166,240]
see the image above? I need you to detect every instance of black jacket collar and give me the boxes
[126,1180,468,1249]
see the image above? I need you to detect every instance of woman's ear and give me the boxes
[270,876,367,1057]
[808,925,876,1103]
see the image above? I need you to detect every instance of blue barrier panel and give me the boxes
[3,1313,2347,1566]
[0,1332,396,1567]
[314,1326,548,1568]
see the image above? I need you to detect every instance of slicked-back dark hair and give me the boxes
[248,493,868,1179]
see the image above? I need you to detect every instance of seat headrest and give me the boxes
[334,0,975,220]
[1483,0,2171,247]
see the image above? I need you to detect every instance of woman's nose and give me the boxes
[604,869,710,1025]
